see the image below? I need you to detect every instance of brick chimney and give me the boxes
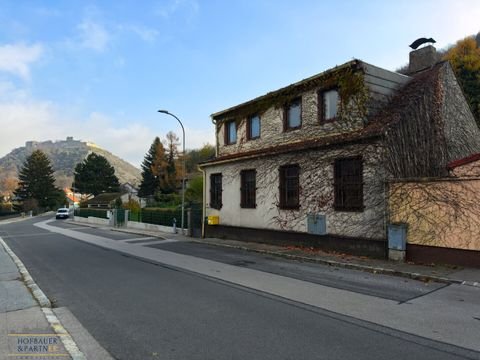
[408,45,437,74]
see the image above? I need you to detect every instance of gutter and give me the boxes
[199,133,383,168]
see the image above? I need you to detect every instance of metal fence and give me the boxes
[0,211,20,219]
[75,205,204,237]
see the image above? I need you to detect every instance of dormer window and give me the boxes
[225,120,237,145]
[319,89,339,122]
[284,97,302,131]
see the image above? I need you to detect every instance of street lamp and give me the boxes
[157,110,186,235]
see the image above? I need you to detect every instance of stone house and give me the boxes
[199,46,480,258]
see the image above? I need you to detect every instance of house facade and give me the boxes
[200,46,480,258]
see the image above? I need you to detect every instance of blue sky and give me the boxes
[0,0,479,167]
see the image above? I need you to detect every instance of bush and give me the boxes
[122,198,141,212]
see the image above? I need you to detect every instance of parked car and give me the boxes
[55,208,70,219]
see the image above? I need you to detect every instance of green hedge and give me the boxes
[75,208,109,219]
[0,211,20,218]
[130,208,183,227]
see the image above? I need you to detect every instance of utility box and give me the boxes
[307,214,326,235]
[207,216,219,225]
[388,223,407,261]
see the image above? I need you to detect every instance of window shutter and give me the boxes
[224,122,228,145]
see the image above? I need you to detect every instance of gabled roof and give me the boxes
[369,61,444,128]
[86,192,121,205]
[202,62,446,167]
[211,59,360,121]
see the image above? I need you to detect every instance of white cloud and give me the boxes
[0,98,65,156]
[0,92,216,168]
[0,88,215,168]
[0,100,151,167]
[0,43,43,80]
[77,19,110,52]
[122,25,159,43]
[154,0,199,20]
[184,126,215,151]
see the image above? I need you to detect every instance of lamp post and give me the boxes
[157,110,186,235]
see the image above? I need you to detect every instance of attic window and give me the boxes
[319,89,339,122]
[225,120,237,145]
[284,98,302,131]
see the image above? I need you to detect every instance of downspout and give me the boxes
[201,114,218,239]
[199,164,207,238]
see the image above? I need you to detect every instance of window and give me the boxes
[247,115,261,140]
[225,120,237,145]
[279,165,300,209]
[284,98,302,130]
[210,173,222,209]
[240,170,256,208]
[319,89,339,122]
[334,157,363,211]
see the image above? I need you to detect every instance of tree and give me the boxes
[122,198,141,212]
[138,137,167,197]
[74,153,120,196]
[164,131,180,194]
[443,35,480,124]
[14,150,64,210]
[1,177,19,198]
[185,144,215,174]
[185,175,203,203]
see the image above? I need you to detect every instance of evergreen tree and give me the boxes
[74,153,120,196]
[14,150,64,210]
[138,137,167,197]
[443,35,480,125]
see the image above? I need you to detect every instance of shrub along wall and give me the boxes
[75,208,109,219]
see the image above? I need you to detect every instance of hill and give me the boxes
[0,137,141,196]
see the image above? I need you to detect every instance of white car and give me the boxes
[55,208,70,219]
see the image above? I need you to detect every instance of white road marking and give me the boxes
[119,237,157,242]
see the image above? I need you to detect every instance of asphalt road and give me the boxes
[0,216,477,360]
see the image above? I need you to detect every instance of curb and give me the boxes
[0,236,87,360]
[191,239,479,287]
[0,236,52,308]
[68,220,479,288]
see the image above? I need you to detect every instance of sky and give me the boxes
[0,0,479,168]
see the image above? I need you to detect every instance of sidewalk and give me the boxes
[0,238,76,359]
[104,223,480,287]
[0,216,112,360]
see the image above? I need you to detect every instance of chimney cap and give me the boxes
[409,37,436,50]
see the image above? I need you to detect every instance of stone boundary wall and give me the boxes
[389,178,480,251]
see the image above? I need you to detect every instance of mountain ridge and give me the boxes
[0,137,141,195]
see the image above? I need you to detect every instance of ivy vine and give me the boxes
[214,61,369,123]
